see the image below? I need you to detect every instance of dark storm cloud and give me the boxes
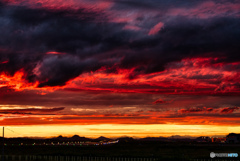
[0,2,131,86]
[36,55,109,87]
[111,0,211,10]
[124,16,240,77]
[0,1,239,86]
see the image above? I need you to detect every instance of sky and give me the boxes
[0,0,240,138]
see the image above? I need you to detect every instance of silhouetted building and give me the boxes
[211,137,226,143]
[196,136,211,142]
[226,133,240,143]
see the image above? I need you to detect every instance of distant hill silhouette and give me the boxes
[139,137,169,142]
[94,136,111,141]
[54,135,91,141]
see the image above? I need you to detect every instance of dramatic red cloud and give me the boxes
[63,57,240,95]
[220,107,239,114]
[168,1,240,18]
[148,22,164,35]
[1,57,239,95]
[152,99,169,104]
[179,107,214,113]
[0,60,9,64]
[46,51,66,55]
[0,71,37,90]
[3,0,113,10]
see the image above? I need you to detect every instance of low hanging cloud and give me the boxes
[179,107,214,113]
[179,106,240,114]
[220,107,239,114]
[152,99,169,104]
[0,107,65,114]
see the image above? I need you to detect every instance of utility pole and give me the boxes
[2,127,3,161]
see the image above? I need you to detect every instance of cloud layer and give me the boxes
[0,0,240,130]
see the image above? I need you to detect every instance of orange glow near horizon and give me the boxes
[2,124,240,138]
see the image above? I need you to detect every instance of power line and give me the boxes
[5,128,22,136]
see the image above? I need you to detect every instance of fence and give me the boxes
[0,155,163,161]
[0,155,221,161]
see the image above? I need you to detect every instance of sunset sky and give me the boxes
[0,0,240,138]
